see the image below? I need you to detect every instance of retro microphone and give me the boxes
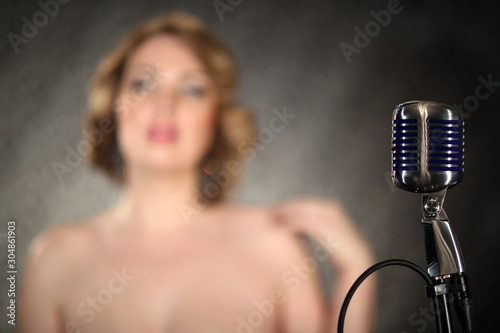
[392,100,473,332]
[338,100,473,333]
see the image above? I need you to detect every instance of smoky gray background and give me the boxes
[1,0,499,332]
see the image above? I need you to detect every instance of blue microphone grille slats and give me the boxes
[391,100,465,193]
[427,119,465,172]
[392,118,419,171]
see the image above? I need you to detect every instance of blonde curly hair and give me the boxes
[85,11,255,204]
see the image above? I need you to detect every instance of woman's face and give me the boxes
[116,34,219,174]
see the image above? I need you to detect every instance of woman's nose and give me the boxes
[153,88,177,116]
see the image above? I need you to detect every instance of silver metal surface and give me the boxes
[391,100,465,193]
[422,189,447,220]
[422,217,466,277]
[420,189,465,277]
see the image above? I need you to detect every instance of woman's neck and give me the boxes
[114,165,215,233]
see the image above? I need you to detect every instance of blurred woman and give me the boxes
[18,12,375,333]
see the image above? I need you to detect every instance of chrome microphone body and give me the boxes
[392,100,466,277]
[391,100,472,332]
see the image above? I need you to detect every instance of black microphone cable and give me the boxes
[337,258,473,333]
[337,259,433,333]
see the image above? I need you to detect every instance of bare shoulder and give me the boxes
[24,216,104,275]
[18,215,109,331]
[273,194,347,216]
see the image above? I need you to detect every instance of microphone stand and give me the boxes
[340,101,472,332]
[421,189,473,333]
[336,190,473,333]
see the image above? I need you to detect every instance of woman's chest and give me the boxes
[61,237,282,333]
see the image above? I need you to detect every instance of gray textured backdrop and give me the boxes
[1,0,499,332]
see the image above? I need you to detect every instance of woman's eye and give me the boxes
[132,78,156,92]
[181,85,206,97]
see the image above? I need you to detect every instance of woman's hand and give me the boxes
[271,196,375,270]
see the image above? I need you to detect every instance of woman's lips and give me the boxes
[148,124,178,143]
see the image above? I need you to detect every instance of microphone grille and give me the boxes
[427,118,464,172]
[392,118,419,172]
[391,100,465,193]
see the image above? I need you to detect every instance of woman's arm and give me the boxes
[272,197,377,333]
[17,227,71,333]
[328,245,376,332]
